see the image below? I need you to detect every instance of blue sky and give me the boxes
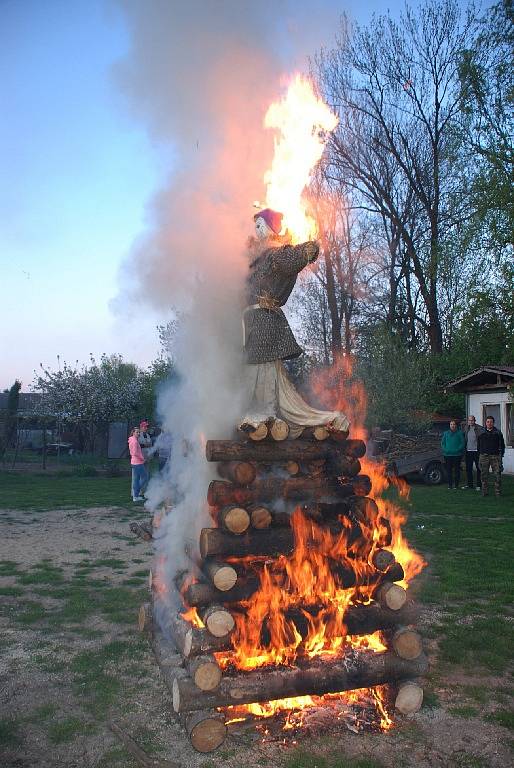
[0,0,166,390]
[0,0,413,390]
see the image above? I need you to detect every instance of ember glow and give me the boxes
[263,74,338,243]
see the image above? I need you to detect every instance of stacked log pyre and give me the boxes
[141,432,427,753]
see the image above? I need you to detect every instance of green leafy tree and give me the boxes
[0,379,21,458]
[458,0,514,249]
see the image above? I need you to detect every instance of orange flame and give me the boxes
[263,74,338,243]
[211,354,425,727]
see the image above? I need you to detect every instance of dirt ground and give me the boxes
[0,505,512,768]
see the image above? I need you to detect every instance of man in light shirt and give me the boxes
[461,415,484,491]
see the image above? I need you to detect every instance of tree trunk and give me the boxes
[172,651,429,712]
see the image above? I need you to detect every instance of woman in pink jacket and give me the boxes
[128,427,147,502]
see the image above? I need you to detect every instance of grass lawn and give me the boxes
[0,471,134,510]
[0,471,513,767]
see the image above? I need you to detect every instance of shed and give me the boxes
[445,366,514,473]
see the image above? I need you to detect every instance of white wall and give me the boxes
[467,391,514,474]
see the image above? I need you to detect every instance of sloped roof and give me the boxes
[445,365,514,393]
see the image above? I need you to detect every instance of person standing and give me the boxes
[441,419,465,490]
[477,416,505,497]
[461,415,484,491]
[128,427,146,502]
[138,420,153,458]
[155,430,172,471]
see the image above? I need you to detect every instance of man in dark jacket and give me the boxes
[477,416,505,497]
[461,415,484,490]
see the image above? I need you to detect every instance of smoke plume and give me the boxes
[114,0,337,611]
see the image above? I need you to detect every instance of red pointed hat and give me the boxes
[254,208,283,235]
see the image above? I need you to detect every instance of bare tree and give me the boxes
[293,183,380,362]
[315,0,478,353]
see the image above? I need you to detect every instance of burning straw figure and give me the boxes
[240,208,349,438]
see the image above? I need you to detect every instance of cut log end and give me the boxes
[372,549,396,572]
[313,426,330,441]
[203,560,238,591]
[200,605,235,638]
[250,505,273,529]
[187,655,222,692]
[395,681,424,714]
[248,422,268,441]
[270,419,289,441]
[392,628,423,660]
[185,711,227,753]
[375,583,407,611]
[219,506,250,535]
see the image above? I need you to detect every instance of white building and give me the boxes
[445,365,514,474]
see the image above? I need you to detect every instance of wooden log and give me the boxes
[202,560,237,591]
[328,455,362,478]
[200,527,294,559]
[343,601,419,635]
[392,628,423,660]
[129,520,153,542]
[198,605,235,638]
[249,505,273,530]
[207,475,371,507]
[174,598,417,656]
[394,681,424,715]
[302,459,326,477]
[186,655,222,692]
[375,583,407,611]
[285,460,300,476]
[184,576,260,607]
[172,651,429,713]
[371,549,396,572]
[185,559,405,607]
[270,419,289,441]
[218,506,250,535]
[183,710,226,753]
[138,602,152,634]
[167,612,231,658]
[244,422,268,441]
[205,438,366,463]
[109,720,180,768]
[217,461,256,485]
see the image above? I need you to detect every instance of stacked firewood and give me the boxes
[141,433,427,753]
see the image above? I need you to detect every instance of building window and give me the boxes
[483,403,501,429]
[507,403,514,448]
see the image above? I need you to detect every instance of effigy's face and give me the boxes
[255,216,273,240]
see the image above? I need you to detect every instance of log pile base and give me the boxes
[143,429,427,752]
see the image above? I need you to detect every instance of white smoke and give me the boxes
[113,0,338,609]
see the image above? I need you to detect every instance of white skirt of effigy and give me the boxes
[240,360,350,438]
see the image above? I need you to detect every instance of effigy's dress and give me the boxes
[241,236,349,437]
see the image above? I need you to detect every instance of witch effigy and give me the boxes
[240,207,350,439]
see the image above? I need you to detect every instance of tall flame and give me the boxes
[263,74,338,243]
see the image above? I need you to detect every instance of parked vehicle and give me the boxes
[386,449,446,485]
[369,430,446,485]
